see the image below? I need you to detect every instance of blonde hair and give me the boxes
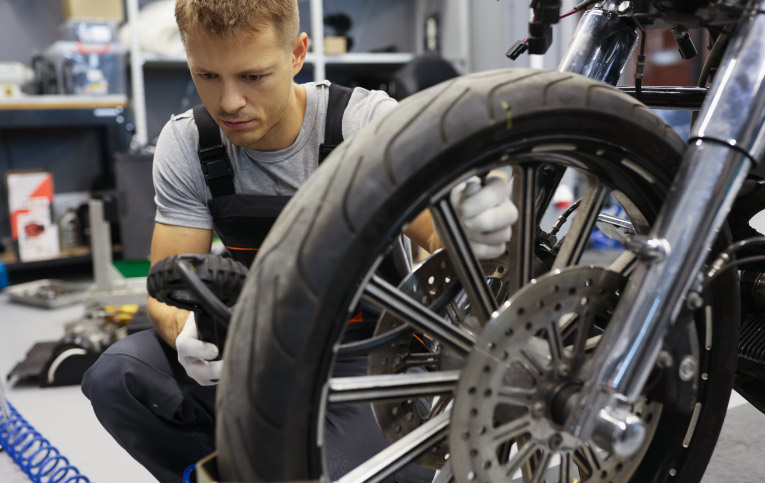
[175,0,299,46]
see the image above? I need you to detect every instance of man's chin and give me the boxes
[222,128,262,147]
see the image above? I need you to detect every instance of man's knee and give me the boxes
[82,329,180,421]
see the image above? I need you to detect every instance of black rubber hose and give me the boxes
[175,259,232,326]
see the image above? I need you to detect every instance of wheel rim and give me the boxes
[318,132,677,482]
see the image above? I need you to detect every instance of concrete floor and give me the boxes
[0,290,763,483]
[0,293,154,483]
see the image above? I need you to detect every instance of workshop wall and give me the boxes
[0,0,63,64]
[0,0,455,249]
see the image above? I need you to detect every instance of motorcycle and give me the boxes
[153,0,765,481]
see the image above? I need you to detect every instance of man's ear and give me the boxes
[291,32,308,76]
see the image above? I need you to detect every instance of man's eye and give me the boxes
[199,73,215,80]
[247,75,262,82]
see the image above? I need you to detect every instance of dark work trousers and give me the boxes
[82,330,435,483]
[81,329,215,483]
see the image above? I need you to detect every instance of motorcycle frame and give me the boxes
[555,0,765,453]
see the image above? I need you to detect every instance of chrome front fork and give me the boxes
[556,0,765,456]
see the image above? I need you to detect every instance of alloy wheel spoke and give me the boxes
[530,449,552,483]
[399,352,441,371]
[516,349,547,379]
[425,395,452,420]
[552,175,609,271]
[577,445,604,474]
[504,440,538,479]
[363,275,476,357]
[547,319,564,365]
[509,164,538,294]
[492,417,531,443]
[573,314,594,357]
[559,452,573,483]
[608,251,638,276]
[496,387,536,409]
[328,371,459,406]
[337,410,451,483]
[430,198,498,322]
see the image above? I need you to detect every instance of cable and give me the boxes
[705,255,765,286]
[721,235,765,258]
[175,259,232,326]
[548,199,583,239]
[0,401,91,483]
[183,463,196,483]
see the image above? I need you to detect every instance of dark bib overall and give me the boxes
[193,84,354,267]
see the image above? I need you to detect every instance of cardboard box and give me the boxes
[6,171,60,262]
[324,36,348,55]
[61,0,124,22]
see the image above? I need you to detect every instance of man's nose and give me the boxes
[219,81,246,114]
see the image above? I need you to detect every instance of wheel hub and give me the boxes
[449,266,659,482]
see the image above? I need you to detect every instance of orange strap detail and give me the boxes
[225,245,260,251]
[347,312,364,324]
[412,333,427,348]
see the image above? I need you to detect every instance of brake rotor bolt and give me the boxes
[686,291,704,310]
[558,362,570,377]
[657,350,673,369]
[532,401,545,418]
[678,356,696,382]
[549,433,563,450]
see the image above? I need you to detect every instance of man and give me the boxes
[82,1,517,482]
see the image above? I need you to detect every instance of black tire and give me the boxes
[216,69,739,482]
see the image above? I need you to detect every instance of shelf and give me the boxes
[307,52,415,64]
[0,97,127,128]
[140,52,186,65]
[0,95,127,110]
[1,246,91,272]
[141,52,415,66]
[1,246,123,272]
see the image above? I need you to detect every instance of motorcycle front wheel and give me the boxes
[216,69,738,483]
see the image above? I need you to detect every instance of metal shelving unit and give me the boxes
[308,0,470,81]
[129,0,471,145]
[0,97,129,275]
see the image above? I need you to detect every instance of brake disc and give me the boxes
[449,266,661,483]
[368,249,510,469]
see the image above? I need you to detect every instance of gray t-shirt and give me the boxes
[153,81,397,230]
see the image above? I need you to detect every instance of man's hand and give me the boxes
[452,175,518,260]
[176,312,223,386]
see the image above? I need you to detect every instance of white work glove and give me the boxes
[176,312,223,386]
[451,175,518,260]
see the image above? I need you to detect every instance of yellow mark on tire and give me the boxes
[501,100,512,129]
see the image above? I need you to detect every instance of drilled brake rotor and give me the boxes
[449,266,661,483]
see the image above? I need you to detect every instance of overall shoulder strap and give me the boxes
[318,83,354,164]
[193,105,235,198]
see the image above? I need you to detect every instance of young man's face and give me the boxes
[185,23,305,150]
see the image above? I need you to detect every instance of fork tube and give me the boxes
[571,1,765,451]
[558,0,638,85]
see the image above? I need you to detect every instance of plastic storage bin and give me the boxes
[59,20,119,43]
[33,41,127,96]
